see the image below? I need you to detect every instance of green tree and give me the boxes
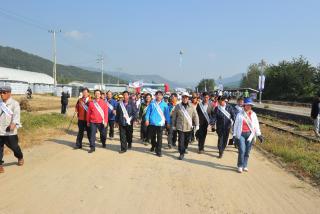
[240,64,260,89]
[263,56,316,101]
[196,78,215,92]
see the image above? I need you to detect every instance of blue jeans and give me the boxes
[237,132,253,168]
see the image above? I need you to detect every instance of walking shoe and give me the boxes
[88,148,95,153]
[74,145,82,149]
[243,167,249,172]
[167,144,172,149]
[172,144,177,147]
[0,165,4,173]
[178,154,184,160]
[150,147,155,152]
[238,167,243,173]
[198,150,204,154]
[218,152,223,159]
[17,158,24,166]
[156,153,162,157]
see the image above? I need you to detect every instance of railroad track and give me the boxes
[258,115,320,143]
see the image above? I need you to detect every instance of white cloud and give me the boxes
[64,30,91,40]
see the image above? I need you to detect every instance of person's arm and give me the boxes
[86,103,91,126]
[193,108,199,129]
[210,107,218,125]
[145,103,152,126]
[164,105,171,126]
[171,105,177,129]
[11,101,21,130]
[104,103,108,125]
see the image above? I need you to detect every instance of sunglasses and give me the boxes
[0,91,8,94]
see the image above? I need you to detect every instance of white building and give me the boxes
[0,66,54,94]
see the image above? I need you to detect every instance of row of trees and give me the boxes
[241,56,320,102]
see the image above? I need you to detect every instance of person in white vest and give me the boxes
[0,86,24,173]
[171,92,199,160]
[233,97,264,173]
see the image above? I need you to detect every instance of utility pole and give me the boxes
[97,55,104,90]
[49,30,61,87]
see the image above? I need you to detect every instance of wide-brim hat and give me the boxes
[243,97,255,106]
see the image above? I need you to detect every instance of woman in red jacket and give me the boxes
[86,89,108,153]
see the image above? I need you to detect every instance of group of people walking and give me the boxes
[74,87,264,173]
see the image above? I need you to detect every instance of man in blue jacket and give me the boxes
[145,90,170,157]
[116,91,138,153]
[105,90,118,139]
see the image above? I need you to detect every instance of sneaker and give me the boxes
[156,153,162,157]
[178,154,184,160]
[243,167,249,172]
[0,165,4,173]
[237,167,243,173]
[18,158,24,166]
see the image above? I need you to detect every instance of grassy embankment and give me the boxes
[256,125,320,185]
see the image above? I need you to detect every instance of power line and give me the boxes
[0,7,49,31]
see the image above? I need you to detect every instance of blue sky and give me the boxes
[1,0,320,83]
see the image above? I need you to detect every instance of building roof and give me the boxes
[0,66,54,85]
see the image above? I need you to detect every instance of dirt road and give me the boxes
[1,128,319,214]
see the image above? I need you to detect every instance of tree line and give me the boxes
[241,56,320,102]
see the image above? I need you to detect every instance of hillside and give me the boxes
[0,45,125,84]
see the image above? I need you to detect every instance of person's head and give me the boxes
[123,91,130,102]
[145,93,152,103]
[106,90,113,99]
[218,96,227,107]
[82,87,90,98]
[136,93,141,99]
[94,89,102,99]
[0,86,12,101]
[202,92,210,103]
[170,93,178,103]
[237,97,244,106]
[181,92,190,104]
[191,93,198,104]
[155,90,163,102]
[243,97,254,112]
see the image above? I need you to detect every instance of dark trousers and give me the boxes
[149,125,164,154]
[89,123,106,148]
[167,126,177,146]
[119,125,133,151]
[217,128,230,155]
[197,124,208,151]
[61,104,67,114]
[76,120,91,147]
[140,121,149,141]
[178,130,191,155]
[106,120,115,138]
[0,135,23,165]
